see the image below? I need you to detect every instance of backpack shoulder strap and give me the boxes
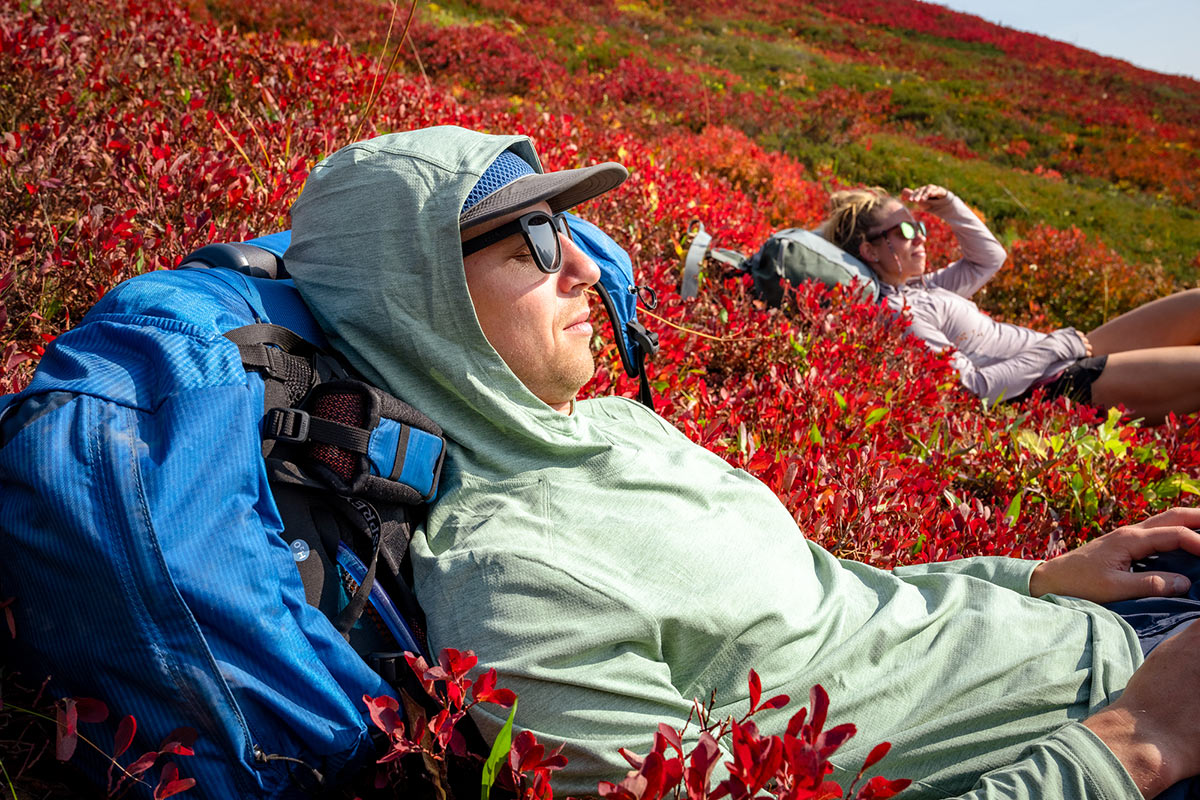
[226,322,445,504]
[681,221,713,300]
[681,220,749,300]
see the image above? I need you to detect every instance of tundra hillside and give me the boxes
[3,0,1200,795]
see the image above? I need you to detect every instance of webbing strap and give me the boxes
[226,324,318,409]
[594,283,658,411]
[263,407,372,452]
[331,498,381,639]
[630,323,659,408]
[225,323,313,354]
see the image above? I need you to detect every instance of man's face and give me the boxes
[461,201,601,413]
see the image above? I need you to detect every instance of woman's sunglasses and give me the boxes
[868,220,927,242]
[461,210,574,274]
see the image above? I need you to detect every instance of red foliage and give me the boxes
[363,648,565,798]
[31,692,198,799]
[981,224,1171,333]
[598,674,910,800]
[5,0,1200,797]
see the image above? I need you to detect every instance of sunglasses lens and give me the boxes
[526,214,561,273]
[555,213,573,241]
[898,221,915,240]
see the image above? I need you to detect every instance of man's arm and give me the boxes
[892,554,1040,594]
[935,723,1143,799]
[896,509,1200,599]
[1001,508,1200,797]
[1082,620,1200,798]
[901,509,1200,798]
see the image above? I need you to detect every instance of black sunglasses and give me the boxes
[868,219,927,242]
[461,211,574,274]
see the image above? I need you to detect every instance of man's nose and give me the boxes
[558,235,601,289]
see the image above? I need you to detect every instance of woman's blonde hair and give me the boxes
[821,187,895,262]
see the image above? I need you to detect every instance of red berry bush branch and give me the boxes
[598,670,909,800]
[358,653,908,800]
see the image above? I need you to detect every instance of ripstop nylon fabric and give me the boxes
[0,268,392,798]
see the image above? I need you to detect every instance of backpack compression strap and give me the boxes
[226,324,445,505]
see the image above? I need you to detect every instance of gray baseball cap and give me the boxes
[459,149,628,230]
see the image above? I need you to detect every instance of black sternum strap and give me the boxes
[262,407,372,454]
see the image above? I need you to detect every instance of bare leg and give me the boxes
[1088,288,1200,356]
[1090,346,1200,423]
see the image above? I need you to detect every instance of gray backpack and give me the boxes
[682,223,880,306]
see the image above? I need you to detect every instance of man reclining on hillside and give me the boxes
[283,126,1200,800]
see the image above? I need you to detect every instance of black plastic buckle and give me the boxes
[368,651,406,685]
[264,407,311,443]
[630,321,660,357]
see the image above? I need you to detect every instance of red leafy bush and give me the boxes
[980,224,1172,332]
[5,0,1200,797]
[0,675,198,799]
[598,672,909,800]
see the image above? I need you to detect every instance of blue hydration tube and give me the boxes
[335,541,426,657]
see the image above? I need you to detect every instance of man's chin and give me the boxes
[561,356,597,398]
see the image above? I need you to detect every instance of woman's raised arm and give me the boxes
[919,189,1008,298]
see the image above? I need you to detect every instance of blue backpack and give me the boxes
[0,219,655,798]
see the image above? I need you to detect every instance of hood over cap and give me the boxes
[284,126,627,478]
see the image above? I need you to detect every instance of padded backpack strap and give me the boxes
[594,283,660,409]
[681,219,749,301]
[226,324,446,504]
[264,380,445,505]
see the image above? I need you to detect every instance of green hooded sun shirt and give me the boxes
[285,127,1145,799]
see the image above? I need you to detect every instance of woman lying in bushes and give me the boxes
[823,184,1200,422]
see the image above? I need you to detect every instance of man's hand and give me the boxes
[899,184,949,210]
[1084,619,1200,797]
[1029,507,1200,603]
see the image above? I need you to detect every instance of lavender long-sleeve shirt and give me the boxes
[882,193,1088,404]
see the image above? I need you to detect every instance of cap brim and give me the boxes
[460,162,629,230]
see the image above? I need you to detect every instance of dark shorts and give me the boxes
[1107,549,1200,655]
[1105,550,1200,799]
[1019,355,1108,405]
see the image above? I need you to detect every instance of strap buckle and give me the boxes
[368,651,406,685]
[630,321,660,357]
[264,407,311,443]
